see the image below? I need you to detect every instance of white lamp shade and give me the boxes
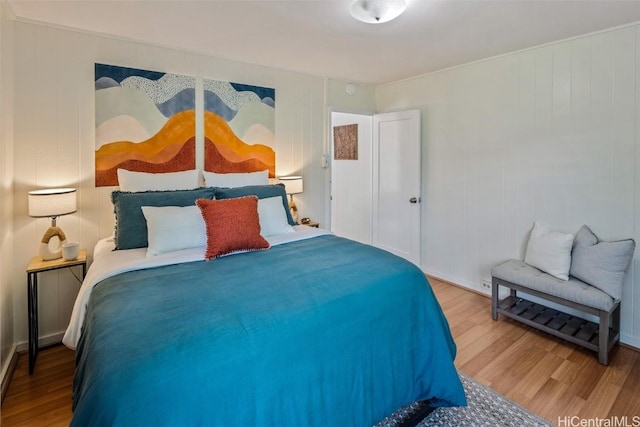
[28,188,77,218]
[279,176,303,195]
[350,0,407,24]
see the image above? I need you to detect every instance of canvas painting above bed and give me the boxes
[94,63,276,187]
[94,64,197,186]
[203,79,276,178]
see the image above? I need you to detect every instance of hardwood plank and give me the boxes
[608,354,640,416]
[599,345,639,387]
[563,346,609,400]
[476,334,549,396]
[511,351,565,400]
[527,378,587,422]
[579,378,622,420]
[456,323,527,376]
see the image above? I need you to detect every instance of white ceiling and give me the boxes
[8,0,640,85]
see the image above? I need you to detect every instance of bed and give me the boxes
[63,180,466,426]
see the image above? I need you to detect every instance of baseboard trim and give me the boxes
[1,344,19,404]
[620,334,640,351]
[15,332,65,354]
[426,273,491,299]
[422,268,492,296]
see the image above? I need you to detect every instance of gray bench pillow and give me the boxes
[569,225,635,300]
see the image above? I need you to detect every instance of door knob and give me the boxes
[409,197,420,204]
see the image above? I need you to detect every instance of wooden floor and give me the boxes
[1,345,74,426]
[1,277,639,426]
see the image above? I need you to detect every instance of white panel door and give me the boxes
[330,112,373,244]
[372,110,421,265]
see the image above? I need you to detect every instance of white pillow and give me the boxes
[258,197,295,237]
[524,222,574,281]
[203,170,269,188]
[118,169,200,192]
[141,205,206,257]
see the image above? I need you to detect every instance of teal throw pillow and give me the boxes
[112,187,215,250]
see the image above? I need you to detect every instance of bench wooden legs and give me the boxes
[491,278,498,321]
[598,310,610,365]
[612,305,621,331]
[491,278,516,321]
[598,305,622,365]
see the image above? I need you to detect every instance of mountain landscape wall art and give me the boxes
[203,79,275,177]
[95,64,196,186]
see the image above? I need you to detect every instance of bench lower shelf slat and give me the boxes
[496,296,618,353]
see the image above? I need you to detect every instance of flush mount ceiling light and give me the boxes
[350,0,407,24]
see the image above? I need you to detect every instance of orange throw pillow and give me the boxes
[196,196,270,260]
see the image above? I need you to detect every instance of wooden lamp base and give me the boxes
[39,226,68,261]
[288,199,299,223]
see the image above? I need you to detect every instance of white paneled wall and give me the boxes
[0,0,15,378]
[377,25,640,347]
[11,22,328,345]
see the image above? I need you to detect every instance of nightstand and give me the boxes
[301,220,319,228]
[26,250,87,374]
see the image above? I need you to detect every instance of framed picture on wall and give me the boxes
[333,123,358,160]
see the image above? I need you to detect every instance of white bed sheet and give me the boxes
[62,226,330,350]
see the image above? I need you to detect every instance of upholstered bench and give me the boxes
[491,259,620,365]
[491,224,634,366]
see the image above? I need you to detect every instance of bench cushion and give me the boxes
[492,259,615,312]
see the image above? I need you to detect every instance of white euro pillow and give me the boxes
[258,197,295,237]
[524,222,574,281]
[118,169,200,192]
[141,205,206,257]
[203,170,269,188]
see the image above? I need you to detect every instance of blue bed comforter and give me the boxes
[72,235,465,426]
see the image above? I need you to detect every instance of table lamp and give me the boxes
[278,176,303,223]
[28,188,77,260]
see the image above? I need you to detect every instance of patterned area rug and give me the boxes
[376,373,552,427]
